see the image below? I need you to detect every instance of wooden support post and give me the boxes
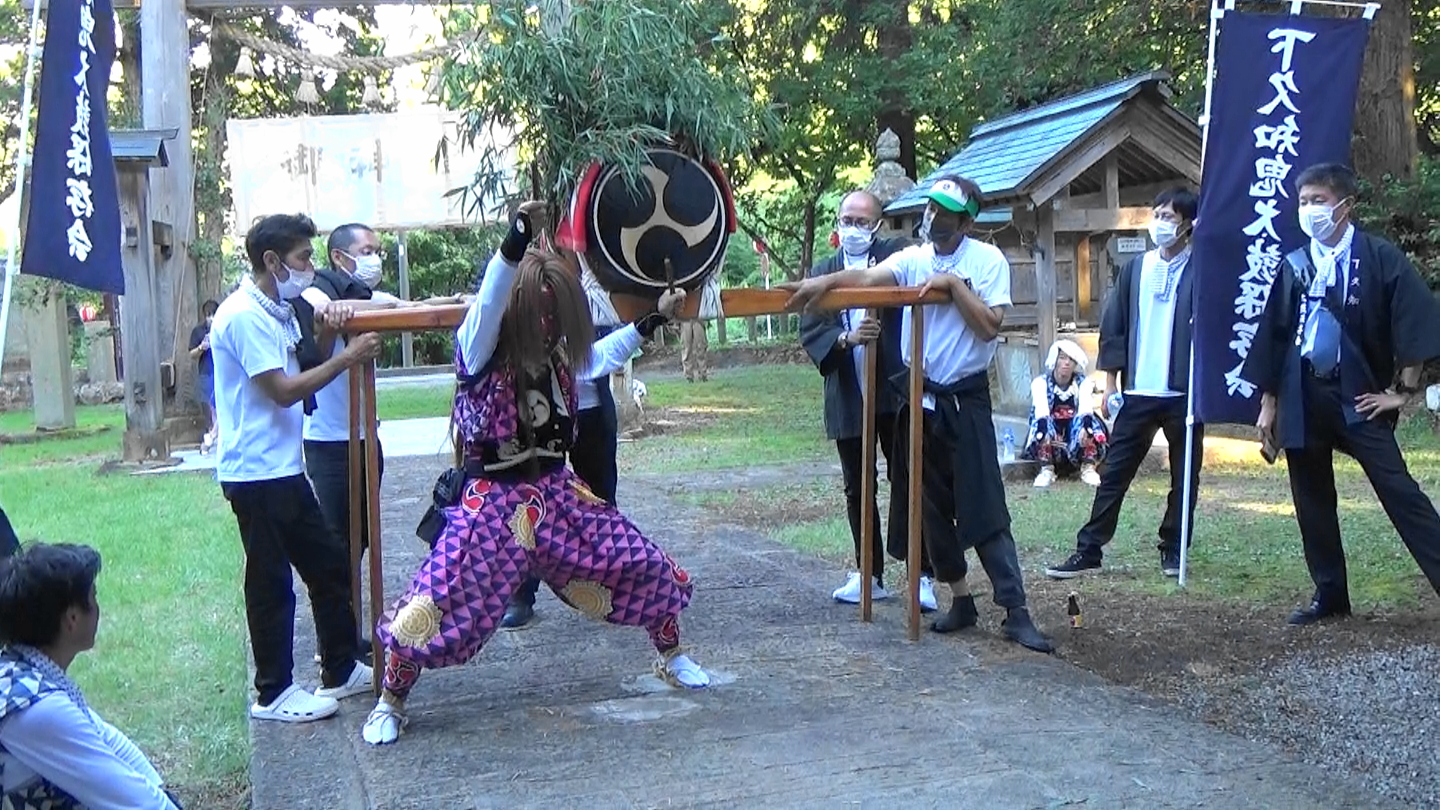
[117,168,169,460]
[1103,154,1120,209]
[716,315,727,345]
[858,308,878,622]
[347,363,365,650]
[360,360,385,689]
[1035,201,1058,355]
[140,0,197,424]
[1075,234,1094,325]
[905,304,925,642]
[397,232,414,368]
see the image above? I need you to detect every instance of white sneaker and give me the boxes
[362,697,407,745]
[316,662,372,701]
[250,684,339,724]
[831,572,889,604]
[659,653,711,689]
[919,576,938,612]
[1080,464,1101,487]
[1033,467,1057,488]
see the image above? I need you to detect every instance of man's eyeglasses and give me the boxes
[838,217,877,229]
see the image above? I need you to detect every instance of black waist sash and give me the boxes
[892,369,1011,549]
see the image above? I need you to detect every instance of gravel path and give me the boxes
[1184,644,1440,807]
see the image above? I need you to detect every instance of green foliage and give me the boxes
[437,0,771,220]
[1357,154,1440,288]
[1416,0,1440,152]
[376,225,504,366]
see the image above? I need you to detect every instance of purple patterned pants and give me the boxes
[376,468,693,699]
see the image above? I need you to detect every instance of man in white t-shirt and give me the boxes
[782,176,1053,653]
[211,213,384,724]
[1045,188,1204,581]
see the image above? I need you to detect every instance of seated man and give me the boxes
[1024,339,1107,488]
[0,543,181,809]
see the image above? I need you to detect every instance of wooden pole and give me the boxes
[1035,201,1058,354]
[1075,234,1093,325]
[347,362,365,649]
[141,0,198,430]
[361,360,385,692]
[905,304,925,642]
[858,308,878,622]
[117,168,168,460]
[397,232,413,368]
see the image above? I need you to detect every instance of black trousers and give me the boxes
[222,475,359,705]
[892,409,1022,606]
[1076,394,1204,559]
[835,411,922,585]
[511,406,619,608]
[1286,374,1440,599]
[304,439,385,557]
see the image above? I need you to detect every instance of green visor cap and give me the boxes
[926,179,980,218]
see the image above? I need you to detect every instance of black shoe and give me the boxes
[1002,607,1055,653]
[1160,548,1181,578]
[930,595,978,634]
[1045,552,1101,580]
[1287,594,1352,626]
[500,601,535,629]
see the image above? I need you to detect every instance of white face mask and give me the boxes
[837,225,876,256]
[352,254,383,289]
[275,264,314,299]
[1148,220,1181,249]
[1298,203,1342,242]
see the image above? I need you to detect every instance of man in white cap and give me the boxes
[781,174,1053,652]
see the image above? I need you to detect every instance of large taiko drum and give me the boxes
[579,147,734,300]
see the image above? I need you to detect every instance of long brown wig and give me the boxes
[493,247,596,374]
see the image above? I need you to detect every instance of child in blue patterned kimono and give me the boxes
[1024,339,1108,488]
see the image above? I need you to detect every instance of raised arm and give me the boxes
[579,288,686,381]
[455,201,546,373]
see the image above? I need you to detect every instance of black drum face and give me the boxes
[586,148,730,296]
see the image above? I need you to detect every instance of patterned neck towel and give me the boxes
[8,644,94,727]
[1308,225,1355,300]
[242,276,302,347]
[1151,245,1191,302]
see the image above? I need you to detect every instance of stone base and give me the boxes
[122,429,172,463]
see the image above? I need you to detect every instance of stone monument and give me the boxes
[865,128,915,237]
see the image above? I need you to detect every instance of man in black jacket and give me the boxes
[1046,187,1204,580]
[1245,163,1440,625]
[799,190,935,611]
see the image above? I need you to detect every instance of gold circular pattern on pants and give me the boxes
[507,502,540,550]
[569,479,606,505]
[560,579,615,620]
[390,595,443,649]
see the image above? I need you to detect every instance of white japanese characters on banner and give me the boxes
[226,111,516,233]
[64,0,99,262]
[1191,10,1369,426]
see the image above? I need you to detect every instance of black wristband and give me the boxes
[633,310,668,339]
[499,211,533,263]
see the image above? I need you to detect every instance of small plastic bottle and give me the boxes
[1067,592,1082,628]
[1001,428,1016,463]
[1107,392,1124,418]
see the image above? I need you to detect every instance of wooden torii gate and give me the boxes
[343,286,949,692]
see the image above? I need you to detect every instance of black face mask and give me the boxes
[929,223,959,243]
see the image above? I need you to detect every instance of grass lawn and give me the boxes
[2,406,247,805]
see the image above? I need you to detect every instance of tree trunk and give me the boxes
[1353,0,1419,182]
[798,198,817,279]
[876,3,917,179]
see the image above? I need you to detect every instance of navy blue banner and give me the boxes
[1191,11,1369,425]
[20,0,123,294]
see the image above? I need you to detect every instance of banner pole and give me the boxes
[0,0,46,373]
[1178,337,1199,587]
[1198,0,1225,169]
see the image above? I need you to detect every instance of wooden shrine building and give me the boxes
[883,72,1201,412]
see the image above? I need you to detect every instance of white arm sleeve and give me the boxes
[0,695,177,809]
[456,251,521,373]
[1078,376,1097,416]
[1030,376,1050,418]
[578,325,643,381]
